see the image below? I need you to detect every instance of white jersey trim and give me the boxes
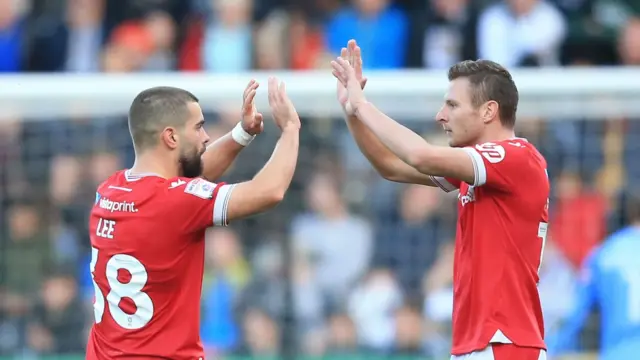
[450,331,546,360]
[450,343,546,360]
[489,330,512,344]
[124,169,163,182]
[463,148,487,187]
[213,184,235,226]
[429,176,457,193]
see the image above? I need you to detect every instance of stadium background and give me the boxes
[1,0,639,359]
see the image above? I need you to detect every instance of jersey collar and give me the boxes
[124,169,163,182]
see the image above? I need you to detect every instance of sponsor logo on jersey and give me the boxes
[184,178,216,199]
[458,186,476,206]
[169,179,187,189]
[98,197,138,213]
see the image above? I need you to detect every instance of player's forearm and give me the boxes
[345,113,398,176]
[355,102,438,174]
[345,113,434,185]
[200,133,245,181]
[251,125,299,202]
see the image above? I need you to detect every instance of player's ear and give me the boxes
[161,127,179,149]
[482,100,499,124]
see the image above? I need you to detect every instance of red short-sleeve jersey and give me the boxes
[430,139,549,356]
[86,170,234,360]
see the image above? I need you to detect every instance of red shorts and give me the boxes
[451,344,546,360]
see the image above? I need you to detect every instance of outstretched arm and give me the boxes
[332,54,475,185]
[201,80,264,182]
[225,77,300,221]
[354,102,474,184]
[337,41,435,186]
[200,134,246,182]
[345,113,435,185]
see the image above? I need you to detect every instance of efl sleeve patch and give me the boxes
[184,178,217,199]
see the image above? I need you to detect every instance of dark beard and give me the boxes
[179,152,203,178]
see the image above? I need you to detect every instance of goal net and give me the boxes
[0,68,638,359]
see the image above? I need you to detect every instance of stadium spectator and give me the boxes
[291,171,373,306]
[201,0,253,72]
[240,308,280,356]
[477,0,567,67]
[3,1,640,358]
[405,0,478,69]
[550,172,607,268]
[28,0,106,72]
[325,0,409,69]
[392,303,429,356]
[200,228,251,353]
[325,313,359,355]
[0,0,26,72]
[348,268,403,351]
[4,203,51,299]
[374,184,454,294]
[26,271,86,355]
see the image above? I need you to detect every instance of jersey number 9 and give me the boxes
[90,247,155,329]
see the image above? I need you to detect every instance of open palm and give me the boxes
[241,79,264,135]
[336,40,367,114]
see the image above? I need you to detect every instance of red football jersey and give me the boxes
[429,138,549,356]
[86,170,234,360]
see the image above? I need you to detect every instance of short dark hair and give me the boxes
[448,60,519,128]
[128,86,199,151]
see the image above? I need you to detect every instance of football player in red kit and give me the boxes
[334,40,548,360]
[86,78,300,360]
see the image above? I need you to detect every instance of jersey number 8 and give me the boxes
[90,247,154,329]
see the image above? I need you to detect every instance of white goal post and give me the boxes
[1,67,640,120]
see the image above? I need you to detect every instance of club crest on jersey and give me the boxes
[475,142,506,164]
[184,179,216,199]
[458,186,476,206]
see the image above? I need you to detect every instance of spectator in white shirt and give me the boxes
[477,0,567,67]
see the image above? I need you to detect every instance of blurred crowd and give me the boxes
[0,0,640,72]
[1,0,640,358]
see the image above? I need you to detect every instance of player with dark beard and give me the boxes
[86,78,300,360]
[128,80,266,181]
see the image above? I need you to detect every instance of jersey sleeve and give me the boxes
[165,177,235,232]
[428,176,461,193]
[463,141,534,190]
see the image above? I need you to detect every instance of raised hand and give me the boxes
[267,77,301,131]
[240,79,264,135]
[336,40,367,116]
[332,52,367,113]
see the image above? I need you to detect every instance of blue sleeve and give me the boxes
[547,251,600,355]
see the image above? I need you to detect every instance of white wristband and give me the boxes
[231,122,255,146]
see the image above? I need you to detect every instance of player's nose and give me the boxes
[435,109,447,124]
[202,132,211,146]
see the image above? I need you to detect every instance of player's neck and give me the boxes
[130,151,178,179]
[476,127,516,145]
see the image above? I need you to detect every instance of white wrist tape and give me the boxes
[231,122,255,146]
